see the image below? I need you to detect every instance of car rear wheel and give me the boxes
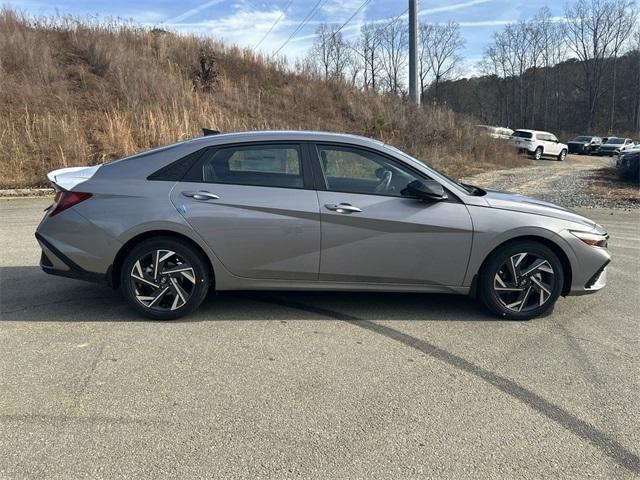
[558,149,567,161]
[478,241,564,320]
[533,147,543,160]
[120,237,211,320]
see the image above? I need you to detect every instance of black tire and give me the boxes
[558,149,567,161]
[533,147,543,160]
[120,237,212,320]
[478,240,564,320]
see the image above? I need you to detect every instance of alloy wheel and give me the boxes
[493,252,555,313]
[130,249,196,312]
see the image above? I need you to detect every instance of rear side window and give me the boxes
[185,144,304,189]
[513,131,533,139]
[148,150,203,181]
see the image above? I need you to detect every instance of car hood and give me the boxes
[482,190,602,230]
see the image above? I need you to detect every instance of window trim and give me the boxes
[182,141,315,190]
[309,142,460,202]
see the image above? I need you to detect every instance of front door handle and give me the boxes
[182,191,220,201]
[325,203,362,214]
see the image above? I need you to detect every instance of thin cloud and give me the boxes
[163,0,226,24]
[459,20,515,27]
[419,0,492,16]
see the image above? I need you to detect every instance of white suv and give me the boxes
[511,129,568,161]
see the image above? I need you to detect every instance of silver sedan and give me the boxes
[36,131,610,320]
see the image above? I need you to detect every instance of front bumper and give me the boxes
[562,231,611,296]
[594,148,616,156]
[568,144,586,154]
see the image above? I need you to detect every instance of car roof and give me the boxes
[183,130,385,148]
[513,129,553,135]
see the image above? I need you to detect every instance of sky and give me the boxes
[5,0,567,75]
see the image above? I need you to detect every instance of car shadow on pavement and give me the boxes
[3,266,640,474]
[1,266,493,322]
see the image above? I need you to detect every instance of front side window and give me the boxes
[316,145,423,197]
[188,144,303,188]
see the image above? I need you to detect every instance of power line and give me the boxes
[254,0,293,51]
[272,0,329,57]
[327,0,374,42]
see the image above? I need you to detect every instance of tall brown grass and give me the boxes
[0,8,523,189]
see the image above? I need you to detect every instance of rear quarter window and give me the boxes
[513,131,533,139]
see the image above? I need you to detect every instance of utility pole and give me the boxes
[408,0,420,105]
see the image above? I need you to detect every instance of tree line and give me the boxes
[297,0,639,136]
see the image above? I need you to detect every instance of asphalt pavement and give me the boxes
[1,198,639,479]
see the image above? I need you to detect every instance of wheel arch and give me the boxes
[108,230,215,289]
[476,235,572,296]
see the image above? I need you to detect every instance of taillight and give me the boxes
[49,191,92,217]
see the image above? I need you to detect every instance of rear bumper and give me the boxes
[36,232,107,284]
[35,207,120,285]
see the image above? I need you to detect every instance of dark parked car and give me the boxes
[567,136,602,154]
[617,150,640,183]
[595,137,633,156]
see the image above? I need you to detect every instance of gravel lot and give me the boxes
[462,154,639,209]
[1,168,639,478]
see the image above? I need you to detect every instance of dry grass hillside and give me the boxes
[0,9,522,189]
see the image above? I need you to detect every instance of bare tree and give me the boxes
[425,21,465,102]
[357,22,383,91]
[309,23,350,82]
[535,8,566,129]
[417,22,433,96]
[345,40,363,87]
[564,0,634,132]
[329,29,350,81]
[633,26,640,134]
[379,16,408,94]
[608,1,638,133]
[310,23,333,81]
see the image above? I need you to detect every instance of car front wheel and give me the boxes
[479,241,564,320]
[558,149,567,161]
[120,237,211,320]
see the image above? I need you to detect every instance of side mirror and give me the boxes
[401,180,448,202]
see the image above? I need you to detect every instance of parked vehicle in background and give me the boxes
[594,137,633,156]
[567,135,602,155]
[616,150,640,183]
[615,141,638,156]
[476,125,514,140]
[511,129,568,161]
[36,130,610,321]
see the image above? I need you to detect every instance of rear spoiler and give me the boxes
[47,165,101,191]
[202,128,221,136]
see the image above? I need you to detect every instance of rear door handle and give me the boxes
[182,191,220,201]
[325,203,362,214]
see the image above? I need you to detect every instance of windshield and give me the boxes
[572,136,591,142]
[383,144,483,195]
[605,138,624,144]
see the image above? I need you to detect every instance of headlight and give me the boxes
[570,230,609,248]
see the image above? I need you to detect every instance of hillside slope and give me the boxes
[0,9,521,188]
